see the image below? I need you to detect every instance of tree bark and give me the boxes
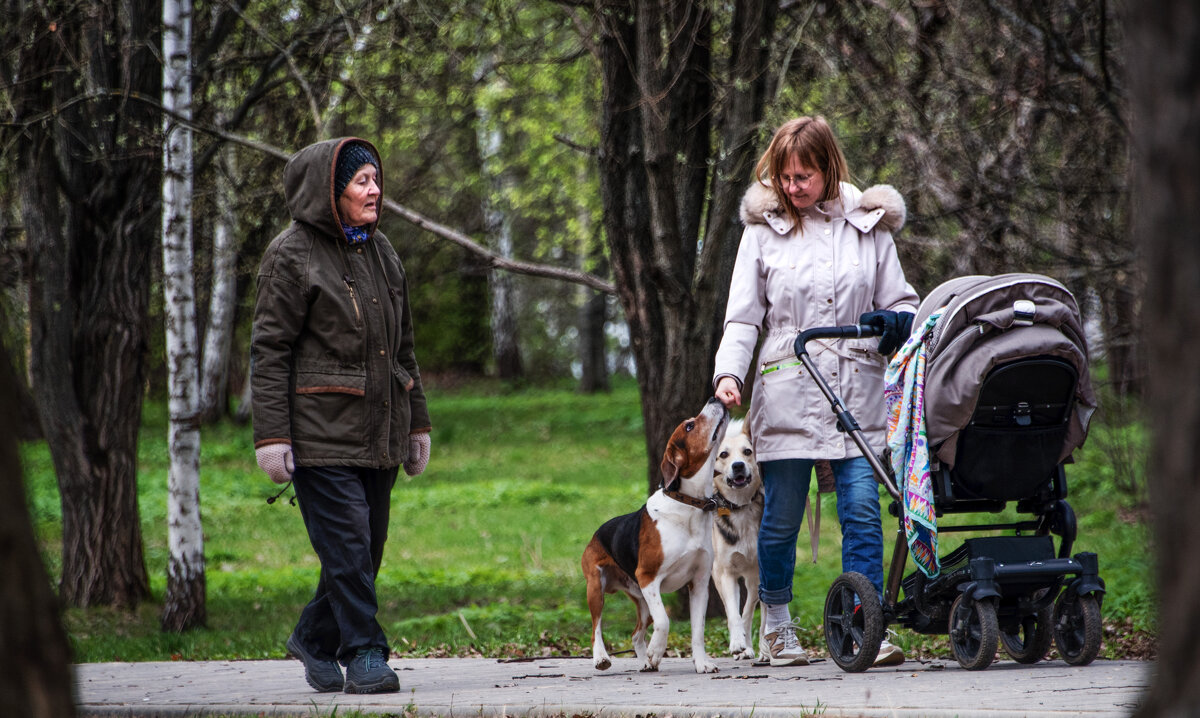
[1128,0,1200,715]
[9,0,157,608]
[199,139,239,423]
[0,342,76,717]
[594,0,776,492]
[161,0,207,632]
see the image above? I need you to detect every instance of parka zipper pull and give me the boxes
[343,273,362,325]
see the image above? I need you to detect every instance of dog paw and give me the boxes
[593,656,611,671]
[732,648,755,660]
[639,661,660,672]
[695,659,719,674]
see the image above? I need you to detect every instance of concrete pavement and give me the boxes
[75,655,1150,717]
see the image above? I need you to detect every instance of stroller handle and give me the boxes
[794,324,884,359]
[791,323,903,504]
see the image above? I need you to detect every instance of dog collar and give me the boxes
[711,488,762,517]
[663,488,719,512]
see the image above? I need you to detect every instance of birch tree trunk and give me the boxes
[476,57,524,380]
[199,138,238,424]
[161,0,206,632]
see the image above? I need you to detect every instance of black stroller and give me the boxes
[793,273,1106,672]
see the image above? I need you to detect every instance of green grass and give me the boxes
[21,376,1154,664]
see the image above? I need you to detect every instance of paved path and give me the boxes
[75,656,1150,717]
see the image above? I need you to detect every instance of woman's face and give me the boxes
[778,155,824,211]
[337,165,380,226]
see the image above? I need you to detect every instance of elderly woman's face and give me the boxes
[337,165,380,226]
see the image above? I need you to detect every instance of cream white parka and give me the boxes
[713,181,919,462]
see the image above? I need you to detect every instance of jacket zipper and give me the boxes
[343,273,362,326]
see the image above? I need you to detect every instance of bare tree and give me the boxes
[588,0,778,488]
[1127,0,1200,714]
[805,1,1135,393]
[161,0,206,631]
[3,0,157,607]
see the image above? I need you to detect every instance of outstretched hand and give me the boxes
[715,376,742,408]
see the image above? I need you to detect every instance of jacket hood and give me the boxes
[283,137,383,239]
[739,181,906,235]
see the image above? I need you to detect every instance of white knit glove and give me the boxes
[403,432,430,477]
[256,443,294,484]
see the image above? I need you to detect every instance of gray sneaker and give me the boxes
[344,647,400,694]
[875,635,905,666]
[285,632,343,693]
[758,622,810,667]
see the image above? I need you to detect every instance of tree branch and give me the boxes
[4,89,616,295]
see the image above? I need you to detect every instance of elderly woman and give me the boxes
[251,138,431,694]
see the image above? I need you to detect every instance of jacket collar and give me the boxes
[739,181,907,236]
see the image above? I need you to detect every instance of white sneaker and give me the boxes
[874,636,905,666]
[758,622,810,667]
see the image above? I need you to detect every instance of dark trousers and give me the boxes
[290,465,398,663]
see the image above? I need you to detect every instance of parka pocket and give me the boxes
[390,365,413,440]
[392,364,414,392]
[292,367,367,441]
[757,356,811,435]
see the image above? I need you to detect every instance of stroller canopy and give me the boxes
[913,273,1097,469]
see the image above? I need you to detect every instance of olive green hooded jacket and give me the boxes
[251,137,430,468]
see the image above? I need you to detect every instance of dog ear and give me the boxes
[741,417,753,441]
[660,447,681,490]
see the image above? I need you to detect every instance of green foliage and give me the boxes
[23,377,1152,663]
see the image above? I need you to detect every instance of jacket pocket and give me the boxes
[757,358,812,435]
[396,369,415,441]
[292,367,367,441]
[392,363,414,392]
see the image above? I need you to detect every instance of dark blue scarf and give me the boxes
[341,222,370,245]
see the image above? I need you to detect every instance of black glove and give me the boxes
[859,310,915,355]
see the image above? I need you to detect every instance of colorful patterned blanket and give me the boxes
[884,309,945,578]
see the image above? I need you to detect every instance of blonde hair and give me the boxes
[753,116,849,225]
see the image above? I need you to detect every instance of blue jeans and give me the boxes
[758,457,884,605]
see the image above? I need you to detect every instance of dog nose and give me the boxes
[731,462,748,478]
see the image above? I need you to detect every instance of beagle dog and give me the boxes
[710,418,765,660]
[582,397,730,674]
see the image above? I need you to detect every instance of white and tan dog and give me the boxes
[710,418,765,660]
[582,397,730,674]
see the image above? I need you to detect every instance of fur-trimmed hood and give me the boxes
[738,181,906,236]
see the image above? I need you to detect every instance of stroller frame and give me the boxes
[792,324,1105,672]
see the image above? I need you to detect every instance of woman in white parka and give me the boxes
[713,117,919,669]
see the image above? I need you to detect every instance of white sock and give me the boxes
[764,602,791,630]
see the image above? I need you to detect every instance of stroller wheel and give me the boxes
[822,571,884,673]
[949,594,999,670]
[1000,605,1053,664]
[1052,592,1102,666]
